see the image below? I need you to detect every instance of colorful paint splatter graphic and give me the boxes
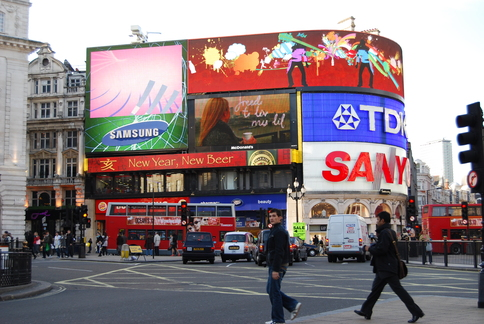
[188,30,403,97]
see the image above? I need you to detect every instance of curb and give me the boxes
[0,280,52,301]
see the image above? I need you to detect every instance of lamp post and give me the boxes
[287,178,306,223]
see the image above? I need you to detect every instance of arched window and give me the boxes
[311,203,335,218]
[345,203,370,218]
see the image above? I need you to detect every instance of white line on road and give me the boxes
[48,267,93,272]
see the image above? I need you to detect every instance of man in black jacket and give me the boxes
[265,208,301,324]
[355,211,424,323]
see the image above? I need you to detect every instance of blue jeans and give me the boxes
[266,266,298,323]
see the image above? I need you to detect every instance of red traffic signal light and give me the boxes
[461,201,468,221]
[180,200,188,226]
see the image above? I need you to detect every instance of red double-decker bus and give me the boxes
[102,202,236,252]
[421,204,482,254]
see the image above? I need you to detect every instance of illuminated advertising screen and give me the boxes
[85,41,187,154]
[302,92,406,149]
[188,30,403,97]
[190,92,296,152]
[87,149,292,173]
[303,142,410,194]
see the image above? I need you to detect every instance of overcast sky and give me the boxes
[28,0,484,183]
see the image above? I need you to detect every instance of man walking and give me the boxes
[265,208,301,324]
[153,232,160,256]
[354,211,424,323]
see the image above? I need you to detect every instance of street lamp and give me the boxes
[287,178,306,223]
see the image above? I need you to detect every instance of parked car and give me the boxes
[255,229,293,266]
[303,243,319,257]
[290,237,308,262]
[182,232,215,264]
[220,231,257,262]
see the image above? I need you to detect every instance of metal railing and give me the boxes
[397,240,483,268]
[0,252,32,287]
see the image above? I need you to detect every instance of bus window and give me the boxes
[441,229,448,238]
[217,206,233,217]
[448,207,461,216]
[432,207,447,216]
[128,229,146,240]
[198,205,215,217]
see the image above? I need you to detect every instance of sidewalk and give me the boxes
[292,295,484,324]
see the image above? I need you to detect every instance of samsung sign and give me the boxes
[102,120,168,146]
[302,93,406,149]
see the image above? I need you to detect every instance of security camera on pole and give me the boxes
[456,102,484,308]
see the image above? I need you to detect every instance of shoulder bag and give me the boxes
[386,229,408,279]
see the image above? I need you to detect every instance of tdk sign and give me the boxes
[102,120,168,146]
[302,93,407,149]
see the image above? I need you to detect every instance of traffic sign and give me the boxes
[468,170,478,189]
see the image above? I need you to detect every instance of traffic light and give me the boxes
[81,205,88,224]
[74,206,81,224]
[461,201,469,223]
[86,218,92,228]
[456,102,484,193]
[407,196,416,225]
[180,200,188,226]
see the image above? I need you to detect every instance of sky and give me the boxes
[27,0,484,184]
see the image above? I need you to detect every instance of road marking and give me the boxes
[48,267,93,272]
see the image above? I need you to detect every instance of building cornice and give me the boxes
[0,34,46,53]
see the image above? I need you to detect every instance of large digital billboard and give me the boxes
[188,30,403,97]
[85,41,187,154]
[303,142,410,194]
[302,92,406,149]
[190,92,297,152]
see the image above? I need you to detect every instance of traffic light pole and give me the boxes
[456,102,484,308]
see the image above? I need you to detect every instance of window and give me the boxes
[66,158,77,177]
[96,174,113,194]
[66,131,78,148]
[219,170,238,190]
[41,79,51,93]
[252,170,271,189]
[53,79,58,93]
[198,171,217,191]
[41,103,51,118]
[0,12,4,33]
[40,132,50,149]
[69,77,82,87]
[33,158,56,178]
[32,191,55,207]
[40,102,56,118]
[273,169,292,188]
[146,173,164,193]
[32,132,56,149]
[67,101,78,117]
[34,80,39,94]
[65,190,76,206]
[166,173,184,192]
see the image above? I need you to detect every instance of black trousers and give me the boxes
[361,272,423,317]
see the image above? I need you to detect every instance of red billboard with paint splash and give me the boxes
[188,30,403,97]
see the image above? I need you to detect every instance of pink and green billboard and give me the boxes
[85,41,187,153]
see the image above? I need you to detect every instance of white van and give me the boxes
[326,214,371,262]
[220,231,257,262]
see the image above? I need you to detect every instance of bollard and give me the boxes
[479,262,484,308]
[121,244,129,260]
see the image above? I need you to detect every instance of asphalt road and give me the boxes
[2,257,480,324]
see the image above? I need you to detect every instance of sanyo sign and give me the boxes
[303,142,410,194]
[302,92,407,149]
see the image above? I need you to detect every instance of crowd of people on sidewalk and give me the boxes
[25,230,76,259]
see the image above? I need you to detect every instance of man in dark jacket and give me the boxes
[265,208,301,324]
[355,211,424,323]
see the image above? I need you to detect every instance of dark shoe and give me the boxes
[354,310,371,320]
[408,314,424,323]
